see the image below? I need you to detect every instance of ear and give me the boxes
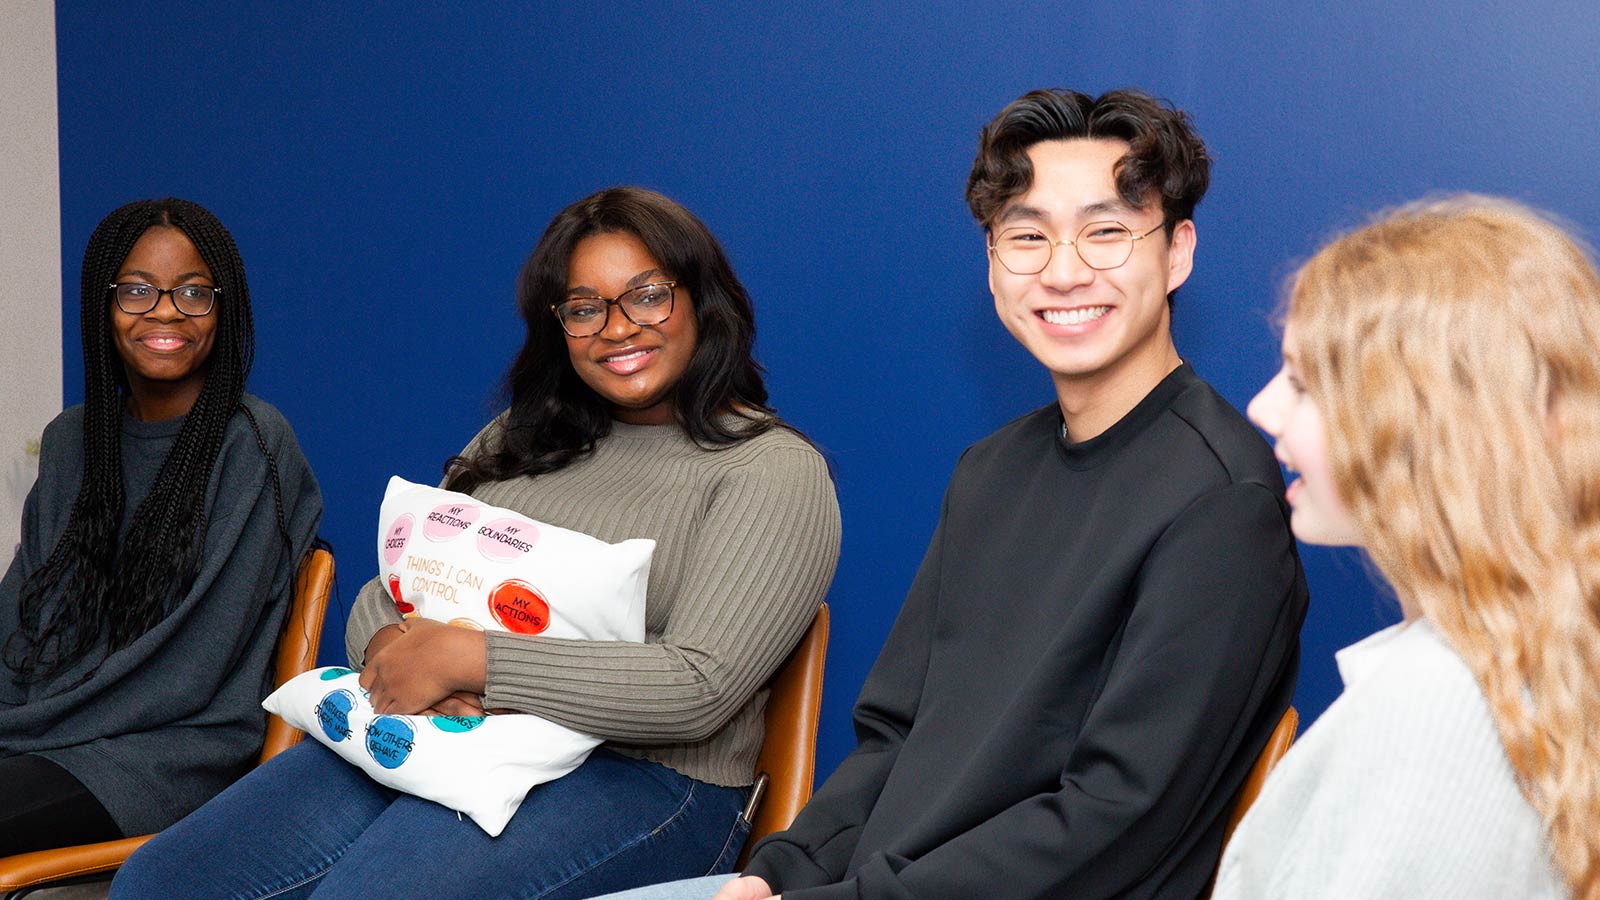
[985,230,998,296]
[1165,219,1197,294]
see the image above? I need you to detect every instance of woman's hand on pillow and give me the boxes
[362,622,407,665]
[420,690,487,718]
[359,618,488,715]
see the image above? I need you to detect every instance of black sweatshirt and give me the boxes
[745,364,1308,900]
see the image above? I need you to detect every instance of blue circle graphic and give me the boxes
[431,714,486,733]
[365,715,416,769]
[315,690,356,742]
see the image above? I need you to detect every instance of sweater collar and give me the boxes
[1056,362,1199,469]
[1335,618,1429,688]
[121,406,188,440]
[605,410,775,445]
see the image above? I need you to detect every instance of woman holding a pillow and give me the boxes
[117,188,841,900]
[0,199,322,855]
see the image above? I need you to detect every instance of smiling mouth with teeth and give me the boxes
[1041,306,1111,326]
[138,335,190,351]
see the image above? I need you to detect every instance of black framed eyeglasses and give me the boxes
[551,281,677,338]
[989,221,1166,274]
[107,282,220,317]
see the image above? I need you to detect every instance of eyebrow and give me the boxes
[1081,198,1138,218]
[567,268,668,297]
[994,204,1048,226]
[116,269,213,283]
[994,197,1141,227]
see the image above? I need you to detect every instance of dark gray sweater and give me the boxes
[0,395,321,836]
[744,364,1308,900]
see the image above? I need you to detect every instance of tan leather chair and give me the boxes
[736,602,830,869]
[0,548,335,899]
[1204,704,1298,898]
[1222,705,1298,849]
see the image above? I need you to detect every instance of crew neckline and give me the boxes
[121,407,188,440]
[1334,618,1429,688]
[606,411,773,443]
[1056,363,1198,469]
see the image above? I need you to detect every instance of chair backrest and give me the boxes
[1221,705,1298,850]
[258,547,335,764]
[736,603,830,869]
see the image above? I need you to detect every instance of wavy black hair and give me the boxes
[5,198,287,684]
[445,187,779,491]
[966,88,1211,238]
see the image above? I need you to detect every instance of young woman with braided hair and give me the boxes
[0,198,322,855]
[1218,196,1600,899]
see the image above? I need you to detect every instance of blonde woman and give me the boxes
[1223,195,1600,899]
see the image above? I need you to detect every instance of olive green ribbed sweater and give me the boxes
[347,418,840,787]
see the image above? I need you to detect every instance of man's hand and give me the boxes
[359,619,487,715]
[711,875,776,900]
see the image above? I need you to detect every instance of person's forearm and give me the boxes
[346,575,404,667]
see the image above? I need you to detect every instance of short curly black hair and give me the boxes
[966,88,1211,236]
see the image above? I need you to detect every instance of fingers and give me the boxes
[711,876,774,900]
[355,619,484,715]
[430,692,485,718]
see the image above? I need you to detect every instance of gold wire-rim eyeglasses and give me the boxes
[988,221,1166,274]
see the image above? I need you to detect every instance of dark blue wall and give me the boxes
[56,0,1600,780]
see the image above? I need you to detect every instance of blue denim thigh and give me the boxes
[706,813,752,877]
[303,748,750,900]
[110,740,400,900]
[588,874,739,900]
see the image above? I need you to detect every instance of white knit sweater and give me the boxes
[1212,618,1567,899]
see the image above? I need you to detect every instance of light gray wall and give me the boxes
[0,0,62,559]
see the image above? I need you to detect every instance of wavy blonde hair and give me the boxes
[1288,195,1600,897]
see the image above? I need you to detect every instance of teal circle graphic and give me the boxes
[319,667,357,680]
[365,715,416,769]
[315,690,356,742]
[431,714,486,733]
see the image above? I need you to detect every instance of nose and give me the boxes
[146,288,188,321]
[1246,375,1283,437]
[1037,239,1095,291]
[597,300,642,342]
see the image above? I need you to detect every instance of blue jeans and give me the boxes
[589,875,737,899]
[110,741,751,900]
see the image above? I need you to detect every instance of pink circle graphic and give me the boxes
[477,517,539,561]
[423,502,480,542]
[382,513,415,566]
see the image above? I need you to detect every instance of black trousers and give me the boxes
[0,753,122,856]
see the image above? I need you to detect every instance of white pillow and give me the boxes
[264,667,607,835]
[263,477,653,836]
[375,476,650,642]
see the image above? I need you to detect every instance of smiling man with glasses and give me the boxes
[597,88,1308,900]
